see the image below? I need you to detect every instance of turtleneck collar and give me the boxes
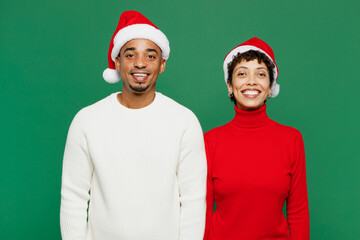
[231,104,270,128]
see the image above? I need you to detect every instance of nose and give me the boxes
[246,73,257,85]
[134,55,147,69]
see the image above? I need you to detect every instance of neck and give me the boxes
[231,104,270,128]
[117,88,156,109]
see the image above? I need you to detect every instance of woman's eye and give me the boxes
[238,72,245,76]
[258,73,266,77]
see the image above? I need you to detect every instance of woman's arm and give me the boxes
[287,132,310,239]
[203,133,214,240]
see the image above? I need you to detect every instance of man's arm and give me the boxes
[177,113,207,240]
[60,112,93,240]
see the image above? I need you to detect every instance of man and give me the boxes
[60,11,207,240]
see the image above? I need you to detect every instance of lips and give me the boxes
[242,89,261,98]
[131,72,150,82]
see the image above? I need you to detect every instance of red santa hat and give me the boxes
[223,37,280,98]
[103,11,170,83]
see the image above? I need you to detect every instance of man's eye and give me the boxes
[126,54,134,58]
[148,55,155,59]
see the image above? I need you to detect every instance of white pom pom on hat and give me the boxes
[223,37,280,98]
[103,11,170,83]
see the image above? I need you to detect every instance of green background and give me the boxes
[1,0,359,239]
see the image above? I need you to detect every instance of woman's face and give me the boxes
[227,59,272,111]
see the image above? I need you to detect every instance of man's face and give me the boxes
[115,39,166,94]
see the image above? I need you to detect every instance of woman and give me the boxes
[204,37,309,240]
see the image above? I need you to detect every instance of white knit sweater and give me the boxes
[60,92,207,240]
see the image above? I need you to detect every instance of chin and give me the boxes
[129,84,150,93]
[237,102,264,111]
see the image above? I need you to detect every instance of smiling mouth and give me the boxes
[131,72,150,82]
[242,89,261,98]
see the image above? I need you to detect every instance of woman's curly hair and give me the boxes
[227,50,275,104]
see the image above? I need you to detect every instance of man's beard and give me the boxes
[129,83,150,93]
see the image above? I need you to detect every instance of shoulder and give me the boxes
[204,123,231,141]
[269,120,302,139]
[70,94,114,128]
[156,93,200,123]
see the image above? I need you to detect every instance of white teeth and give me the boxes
[243,90,260,95]
[133,73,147,77]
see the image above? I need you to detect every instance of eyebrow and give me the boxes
[234,66,247,72]
[122,48,159,54]
[123,47,136,54]
[146,48,158,54]
[234,66,269,72]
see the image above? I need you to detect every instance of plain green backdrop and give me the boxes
[1,0,359,239]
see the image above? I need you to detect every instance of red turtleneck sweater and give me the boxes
[204,104,309,240]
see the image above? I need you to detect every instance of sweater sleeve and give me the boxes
[286,132,310,240]
[203,133,214,240]
[60,112,94,240]
[177,114,207,240]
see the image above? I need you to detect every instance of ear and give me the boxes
[115,56,121,71]
[159,59,166,74]
[226,80,233,94]
[268,82,273,97]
